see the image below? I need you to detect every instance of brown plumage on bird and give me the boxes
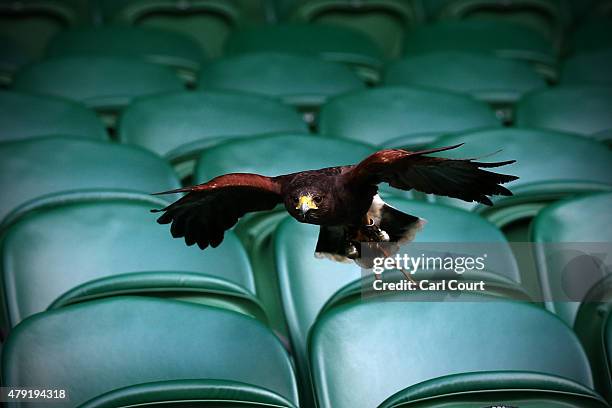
[151,144,518,262]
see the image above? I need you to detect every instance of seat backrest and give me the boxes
[0,195,254,327]
[45,26,207,82]
[310,299,593,408]
[12,56,184,112]
[319,86,500,147]
[0,91,107,142]
[119,90,307,157]
[516,86,612,136]
[427,128,612,211]
[197,52,364,109]
[562,49,612,86]
[385,51,546,105]
[0,136,180,222]
[2,297,299,408]
[532,192,612,325]
[195,133,375,182]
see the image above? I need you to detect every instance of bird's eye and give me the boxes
[292,196,299,204]
[314,195,322,204]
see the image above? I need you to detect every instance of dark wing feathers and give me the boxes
[152,173,283,249]
[345,145,518,205]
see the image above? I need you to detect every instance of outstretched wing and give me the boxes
[344,144,518,205]
[152,173,283,249]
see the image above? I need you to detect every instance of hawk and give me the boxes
[152,144,517,262]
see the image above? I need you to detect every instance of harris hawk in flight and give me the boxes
[152,144,518,262]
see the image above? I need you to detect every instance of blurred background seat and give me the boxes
[562,49,612,86]
[0,0,92,66]
[0,36,29,87]
[118,90,308,180]
[45,26,207,85]
[95,0,270,58]
[225,23,384,84]
[278,0,423,58]
[2,297,299,407]
[422,0,570,49]
[194,133,379,336]
[570,19,612,53]
[319,86,501,148]
[0,193,262,337]
[11,56,184,129]
[0,136,180,224]
[401,19,558,79]
[274,196,524,405]
[197,52,364,125]
[516,86,612,143]
[0,91,107,142]
[310,298,603,408]
[385,51,547,122]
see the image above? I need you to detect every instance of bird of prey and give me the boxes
[152,144,517,262]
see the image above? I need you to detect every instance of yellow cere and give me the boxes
[296,195,318,210]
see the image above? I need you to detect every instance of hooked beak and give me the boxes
[296,195,318,215]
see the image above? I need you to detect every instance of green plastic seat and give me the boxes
[428,128,612,297]
[12,56,184,127]
[275,197,523,406]
[282,0,423,58]
[194,133,378,335]
[118,90,308,179]
[2,297,299,408]
[385,51,546,120]
[97,0,268,58]
[0,91,107,142]
[516,86,612,140]
[197,52,364,114]
[401,20,557,79]
[310,299,601,408]
[225,23,384,83]
[563,49,612,85]
[0,0,90,62]
[423,0,570,47]
[531,193,612,325]
[0,193,262,334]
[319,86,501,148]
[46,26,207,85]
[0,136,180,224]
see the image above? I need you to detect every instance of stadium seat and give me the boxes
[46,26,206,85]
[197,52,364,120]
[11,56,184,128]
[428,129,612,297]
[319,86,501,148]
[275,196,524,405]
[516,86,612,141]
[0,0,90,62]
[280,0,423,58]
[310,298,604,408]
[0,136,180,224]
[2,297,299,408]
[385,51,546,121]
[532,192,612,401]
[422,0,570,47]
[194,133,378,334]
[97,0,268,58]
[0,91,107,142]
[118,90,308,179]
[225,23,384,83]
[0,193,262,337]
[563,49,612,85]
[402,20,557,79]
[531,192,612,325]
